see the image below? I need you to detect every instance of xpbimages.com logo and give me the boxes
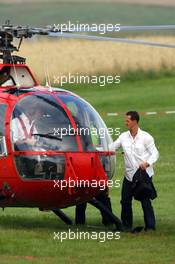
[52,21,120,34]
[53,178,121,191]
[53,74,121,87]
[53,229,121,243]
[53,126,121,139]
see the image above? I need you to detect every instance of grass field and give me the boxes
[0,74,175,264]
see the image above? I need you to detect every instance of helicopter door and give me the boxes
[0,104,7,157]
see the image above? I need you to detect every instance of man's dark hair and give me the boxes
[126,111,140,123]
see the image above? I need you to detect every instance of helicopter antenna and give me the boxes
[44,65,53,91]
[46,65,53,92]
[44,61,52,90]
[44,66,50,87]
[44,69,49,87]
[46,64,51,87]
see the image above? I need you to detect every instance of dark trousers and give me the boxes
[75,202,87,225]
[75,192,113,225]
[121,177,156,230]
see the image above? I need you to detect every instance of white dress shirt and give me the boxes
[109,128,159,182]
[11,113,37,143]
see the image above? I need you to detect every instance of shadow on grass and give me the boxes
[0,213,110,232]
[0,213,72,231]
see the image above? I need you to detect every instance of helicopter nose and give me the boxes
[63,152,108,192]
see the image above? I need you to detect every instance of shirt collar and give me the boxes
[128,127,141,140]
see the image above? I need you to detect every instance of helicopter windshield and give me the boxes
[57,94,115,179]
[11,93,113,152]
[57,94,113,152]
[10,92,115,180]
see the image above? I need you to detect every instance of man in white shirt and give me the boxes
[11,107,41,150]
[109,111,159,231]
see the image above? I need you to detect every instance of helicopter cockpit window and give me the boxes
[57,94,115,179]
[11,94,78,180]
[10,94,78,152]
[0,66,35,88]
[57,94,113,152]
[0,67,16,87]
[14,155,65,180]
[10,67,35,87]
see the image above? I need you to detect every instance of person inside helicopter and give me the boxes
[11,103,63,179]
[0,66,16,87]
[11,105,43,151]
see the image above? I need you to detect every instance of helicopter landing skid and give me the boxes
[88,197,123,231]
[52,209,73,225]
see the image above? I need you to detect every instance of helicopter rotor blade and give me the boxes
[48,32,175,49]
[78,24,175,33]
[29,24,175,35]
[46,24,175,33]
[119,25,175,31]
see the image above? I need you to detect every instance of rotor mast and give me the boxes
[0,20,33,64]
[0,20,57,64]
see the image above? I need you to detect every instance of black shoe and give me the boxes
[121,226,132,232]
[75,221,85,225]
[131,226,144,234]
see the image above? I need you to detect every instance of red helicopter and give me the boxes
[0,21,122,228]
[0,21,174,228]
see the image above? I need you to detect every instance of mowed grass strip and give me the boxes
[1,1,175,25]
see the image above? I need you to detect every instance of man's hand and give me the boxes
[139,161,149,170]
[26,138,36,146]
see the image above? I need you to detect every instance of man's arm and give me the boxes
[11,118,22,143]
[11,118,36,146]
[109,135,122,151]
[146,136,159,166]
[140,135,159,170]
